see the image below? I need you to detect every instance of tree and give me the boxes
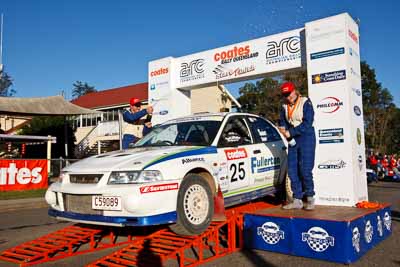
[0,70,16,96]
[361,61,397,153]
[72,81,96,98]
[19,116,76,159]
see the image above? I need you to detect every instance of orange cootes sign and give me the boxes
[150,67,169,77]
[214,45,250,61]
[0,159,48,191]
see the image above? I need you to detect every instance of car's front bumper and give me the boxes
[48,208,177,227]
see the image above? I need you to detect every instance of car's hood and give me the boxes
[64,146,203,173]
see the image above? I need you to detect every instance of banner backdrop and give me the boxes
[0,159,48,191]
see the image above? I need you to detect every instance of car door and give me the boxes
[247,116,286,186]
[217,116,254,194]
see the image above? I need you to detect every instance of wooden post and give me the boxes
[47,135,52,174]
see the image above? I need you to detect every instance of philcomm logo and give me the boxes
[317,97,343,113]
[318,159,346,169]
[310,47,344,60]
[213,65,255,80]
[266,36,301,65]
[251,156,280,174]
[312,70,346,84]
[357,128,362,145]
[319,128,344,144]
[354,106,361,116]
[214,45,258,64]
[180,59,205,83]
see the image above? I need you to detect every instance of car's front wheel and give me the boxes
[169,174,214,236]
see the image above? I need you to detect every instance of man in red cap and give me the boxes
[122,98,153,149]
[278,81,316,210]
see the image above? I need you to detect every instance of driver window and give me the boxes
[218,117,252,147]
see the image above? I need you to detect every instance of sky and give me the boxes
[1,0,399,106]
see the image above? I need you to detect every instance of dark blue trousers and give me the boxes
[122,134,138,149]
[288,133,316,199]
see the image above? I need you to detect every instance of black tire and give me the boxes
[169,174,214,236]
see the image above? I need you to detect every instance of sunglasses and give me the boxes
[133,103,142,107]
[282,92,291,98]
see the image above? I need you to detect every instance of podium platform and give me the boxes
[244,204,391,263]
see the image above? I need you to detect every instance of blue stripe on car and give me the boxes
[143,146,217,169]
[48,209,177,226]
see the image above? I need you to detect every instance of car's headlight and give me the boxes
[108,170,163,184]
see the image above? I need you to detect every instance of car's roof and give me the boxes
[163,112,259,124]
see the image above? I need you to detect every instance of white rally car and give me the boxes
[46,112,288,235]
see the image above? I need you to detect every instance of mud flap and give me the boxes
[212,186,226,221]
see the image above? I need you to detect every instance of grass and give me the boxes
[0,188,47,200]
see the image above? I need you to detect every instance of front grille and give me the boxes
[69,174,103,184]
[63,194,102,215]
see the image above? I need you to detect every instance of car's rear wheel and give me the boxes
[169,174,214,236]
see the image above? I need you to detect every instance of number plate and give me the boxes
[92,196,122,211]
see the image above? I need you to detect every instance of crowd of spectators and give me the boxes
[367,153,400,181]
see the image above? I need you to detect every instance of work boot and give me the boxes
[282,198,303,210]
[304,196,315,211]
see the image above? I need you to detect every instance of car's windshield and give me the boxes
[135,120,221,147]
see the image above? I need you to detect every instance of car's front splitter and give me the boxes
[48,209,177,227]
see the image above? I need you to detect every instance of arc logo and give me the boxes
[266,36,300,57]
[317,97,343,113]
[180,59,205,83]
[224,148,247,160]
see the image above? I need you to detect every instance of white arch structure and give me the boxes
[148,13,367,206]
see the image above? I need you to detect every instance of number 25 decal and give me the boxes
[230,162,245,182]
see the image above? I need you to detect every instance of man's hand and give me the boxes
[146,105,154,114]
[144,122,152,128]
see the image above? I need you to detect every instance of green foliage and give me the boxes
[0,70,16,96]
[72,81,96,98]
[237,63,399,154]
[19,116,76,158]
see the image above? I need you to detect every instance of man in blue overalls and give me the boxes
[278,82,316,210]
[122,98,153,149]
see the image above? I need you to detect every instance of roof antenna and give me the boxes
[0,13,3,77]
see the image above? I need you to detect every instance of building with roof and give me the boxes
[71,82,240,157]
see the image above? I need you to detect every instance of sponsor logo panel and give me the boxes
[312,70,346,84]
[318,128,344,144]
[310,47,344,60]
[302,227,335,252]
[181,157,205,165]
[354,106,361,116]
[213,65,255,80]
[150,67,169,77]
[316,97,343,113]
[348,29,359,44]
[266,36,301,65]
[318,160,346,169]
[224,148,248,160]
[140,183,179,194]
[250,156,280,174]
[257,222,285,245]
[213,45,258,64]
[180,59,205,83]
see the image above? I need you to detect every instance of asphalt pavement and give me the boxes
[0,182,399,267]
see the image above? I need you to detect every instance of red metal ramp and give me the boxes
[0,225,133,267]
[87,201,274,267]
